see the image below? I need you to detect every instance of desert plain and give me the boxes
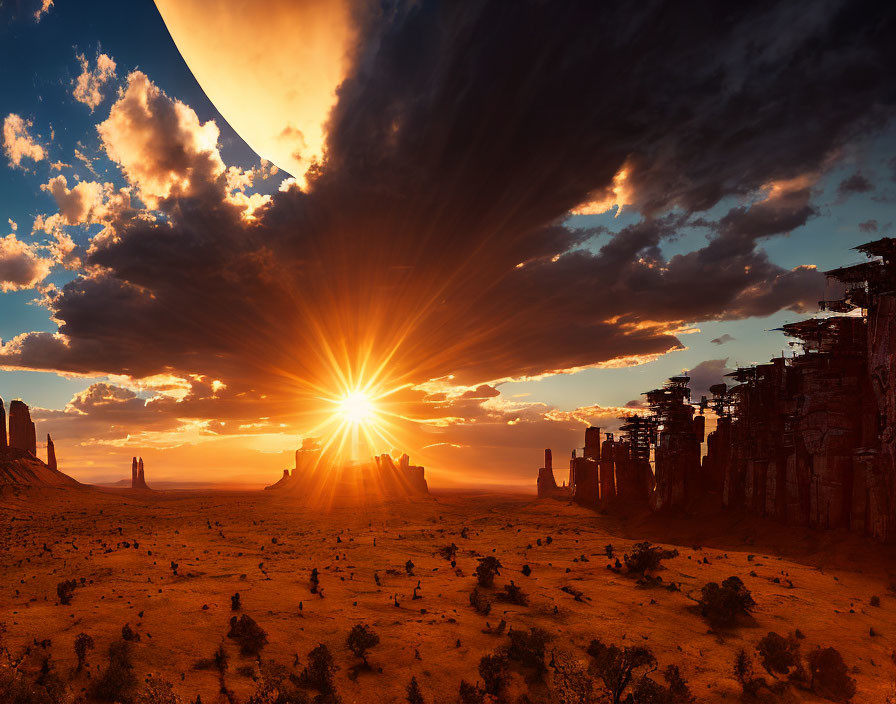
[0,488,894,703]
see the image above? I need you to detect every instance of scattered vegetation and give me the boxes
[135,677,185,704]
[346,624,380,667]
[298,643,338,695]
[495,581,528,606]
[507,627,550,673]
[474,556,502,587]
[74,632,94,672]
[808,647,856,702]
[228,614,268,656]
[55,579,76,606]
[757,631,800,676]
[90,640,138,703]
[697,576,755,628]
[587,638,656,704]
[624,542,679,575]
[469,587,492,615]
[478,653,509,697]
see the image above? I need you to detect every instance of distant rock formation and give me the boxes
[266,438,429,500]
[537,449,570,499]
[538,237,896,543]
[0,397,79,488]
[130,456,149,489]
[47,434,56,471]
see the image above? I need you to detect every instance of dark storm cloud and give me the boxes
[3,0,896,397]
[836,172,874,199]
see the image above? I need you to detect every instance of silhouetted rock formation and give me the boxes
[8,400,36,455]
[0,397,78,488]
[46,434,56,471]
[537,449,570,498]
[265,438,429,500]
[539,238,896,542]
[130,456,149,489]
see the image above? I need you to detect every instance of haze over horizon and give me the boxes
[2,0,896,487]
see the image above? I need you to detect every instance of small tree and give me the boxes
[733,649,760,695]
[550,650,595,704]
[507,627,551,673]
[91,640,138,703]
[57,579,77,605]
[299,643,338,694]
[474,556,502,587]
[698,576,755,628]
[406,675,425,704]
[227,614,268,656]
[478,653,509,696]
[624,543,679,575]
[496,581,528,606]
[470,587,492,615]
[757,632,800,675]
[74,632,95,671]
[347,624,380,667]
[587,638,656,704]
[807,647,856,702]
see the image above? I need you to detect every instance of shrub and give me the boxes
[587,638,656,704]
[74,632,94,671]
[121,623,141,642]
[507,627,551,673]
[549,650,595,704]
[469,587,492,615]
[496,581,528,606]
[439,544,458,562]
[246,660,310,704]
[346,624,380,666]
[624,543,679,575]
[807,647,856,702]
[757,632,800,675]
[135,677,185,704]
[698,576,755,628]
[458,680,484,704]
[90,640,138,703]
[733,649,761,695]
[478,653,509,696]
[228,614,268,656]
[474,556,502,588]
[298,643,338,694]
[56,579,77,606]
[406,676,424,704]
[231,592,241,611]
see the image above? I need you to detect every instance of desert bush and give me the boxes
[458,679,484,704]
[757,632,800,675]
[121,623,141,642]
[135,677,184,704]
[231,592,241,611]
[406,676,425,704]
[624,543,679,575]
[74,632,94,671]
[439,544,458,562]
[474,556,502,587]
[733,649,763,695]
[0,662,68,704]
[478,653,509,696]
[807,647,856,702]
[587,637,656,704]
[469,587,492,615]
[246,660,310,704]
[507,627,551,673]
[628,665,694,704]
[697,576,755,628]
[496,581,528,606]
[346,624,379,667]
[549,650,595,704]
[298,643,338,694]
[228,615,268,656]
[56,579,76,606]
[405,559,415,576]
[90,640,138,703]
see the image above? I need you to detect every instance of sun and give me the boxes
[337,390,375,425]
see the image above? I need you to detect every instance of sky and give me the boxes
[1,0,895,489]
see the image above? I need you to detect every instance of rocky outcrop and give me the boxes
[538,237,896,542]
[47,434,56,471]
[266,438,429,499]
[131,456,149,489]
[537,449,571,499]
[8,400,36,455]
[0,398,78,488]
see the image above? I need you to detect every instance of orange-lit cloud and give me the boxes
[3,113,45,167]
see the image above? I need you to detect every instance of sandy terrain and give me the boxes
[0,488,893,703]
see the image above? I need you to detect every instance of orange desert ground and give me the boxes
[0,488,893,703]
